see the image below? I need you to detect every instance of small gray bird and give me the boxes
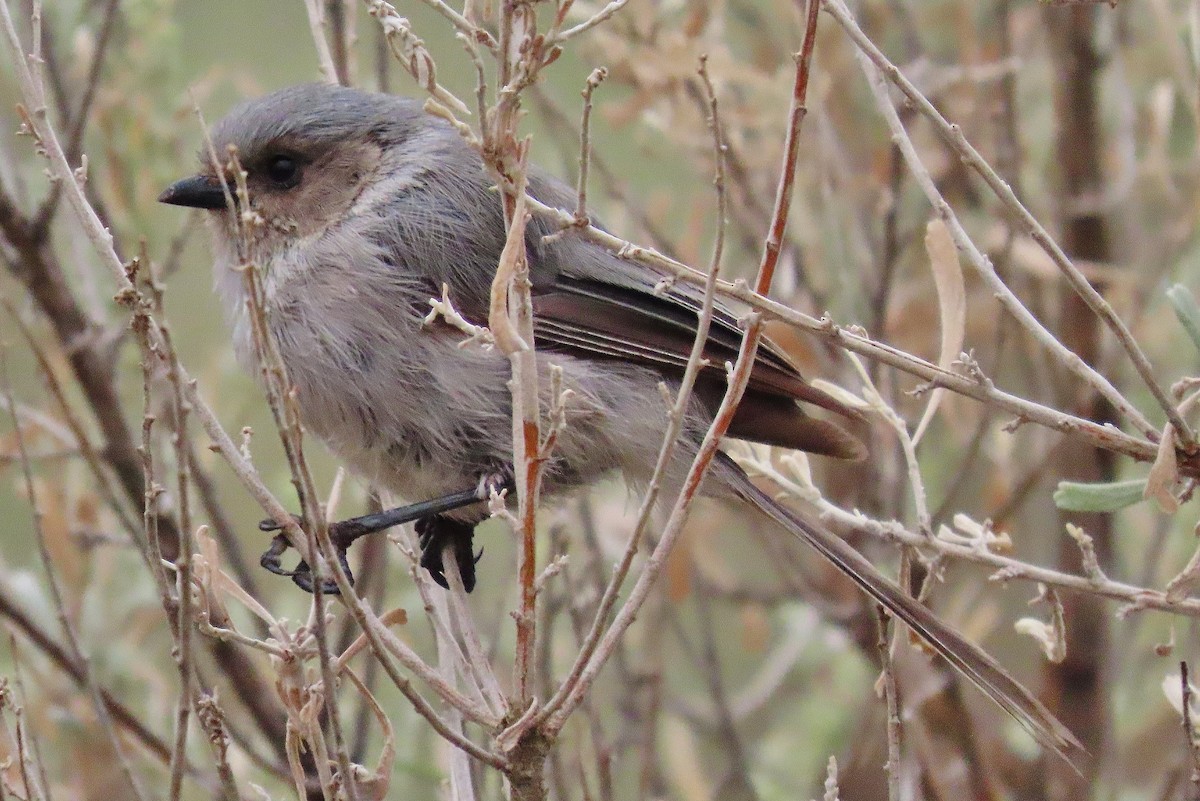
[161,83,1079,760]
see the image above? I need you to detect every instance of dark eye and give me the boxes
[264,154,300,187]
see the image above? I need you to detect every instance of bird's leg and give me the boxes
[257,471,514,594]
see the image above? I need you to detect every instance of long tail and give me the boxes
[719,455,1084,767]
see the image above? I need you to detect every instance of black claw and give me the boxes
[289,559,344,595]
[257,529,353,595]
[415,516,478,592]
[260,534,293,577]
[289,540,354,594]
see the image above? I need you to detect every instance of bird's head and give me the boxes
[159,83,426,261]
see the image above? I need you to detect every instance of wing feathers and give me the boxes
[531,280,865,458]
[533,285,859,414]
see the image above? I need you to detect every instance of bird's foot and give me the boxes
[258,518,359,595]
[415,470,510,592]
[255,471,513,594]
[415,516,483,592]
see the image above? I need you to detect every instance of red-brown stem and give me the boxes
[756,0,819,297]
[490,158,544,709]
[516,416,540,701]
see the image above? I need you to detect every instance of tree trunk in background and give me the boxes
[1043,8,1116,799]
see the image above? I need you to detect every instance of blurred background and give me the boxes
[1,1,1199,799]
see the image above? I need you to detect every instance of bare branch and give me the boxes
[820,0,1188,448]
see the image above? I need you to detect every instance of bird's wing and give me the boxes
[529,275,865,459]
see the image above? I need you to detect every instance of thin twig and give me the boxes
[443,550,508,717]
[1182,662,1200,795]
[428,583,481,801]
[0,0,308,554]
[336,599,509,768]
[549,0,632,44]
[31,0,120,233]
[409,550,497,716]
[327,0,355,85]
[574,67,607,221]
[225,150,359,798]
[489,151,543,708]
[876,607,903,801]
[367,1,472,116]
[146,255,199,801]
[849,21,1155,448]
[194,692,243,801]
[7,636,51,801]
[303,0,342,84]
[185,440,264,600]
[410,0,498,50]
[1,2,310,760]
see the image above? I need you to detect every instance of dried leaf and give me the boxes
[912,218,966,446]
[1015,585,1065,663]
[1144,423,1180,513]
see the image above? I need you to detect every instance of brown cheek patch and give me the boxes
[292,142,383,237]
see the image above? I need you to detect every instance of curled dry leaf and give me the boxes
[912,218,966,446]
[1143,423,1180,513]
[194,526,278,631]
[192,526,232,626]
[1014,584,1066,664]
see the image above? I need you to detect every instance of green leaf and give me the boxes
[1167,284,1200,353]
[1053,479,1148,512]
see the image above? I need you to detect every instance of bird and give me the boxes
[160,82,1081,762]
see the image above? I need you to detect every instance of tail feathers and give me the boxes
[720,456,1085,768]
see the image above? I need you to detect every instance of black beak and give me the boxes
[158,174,228,210]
